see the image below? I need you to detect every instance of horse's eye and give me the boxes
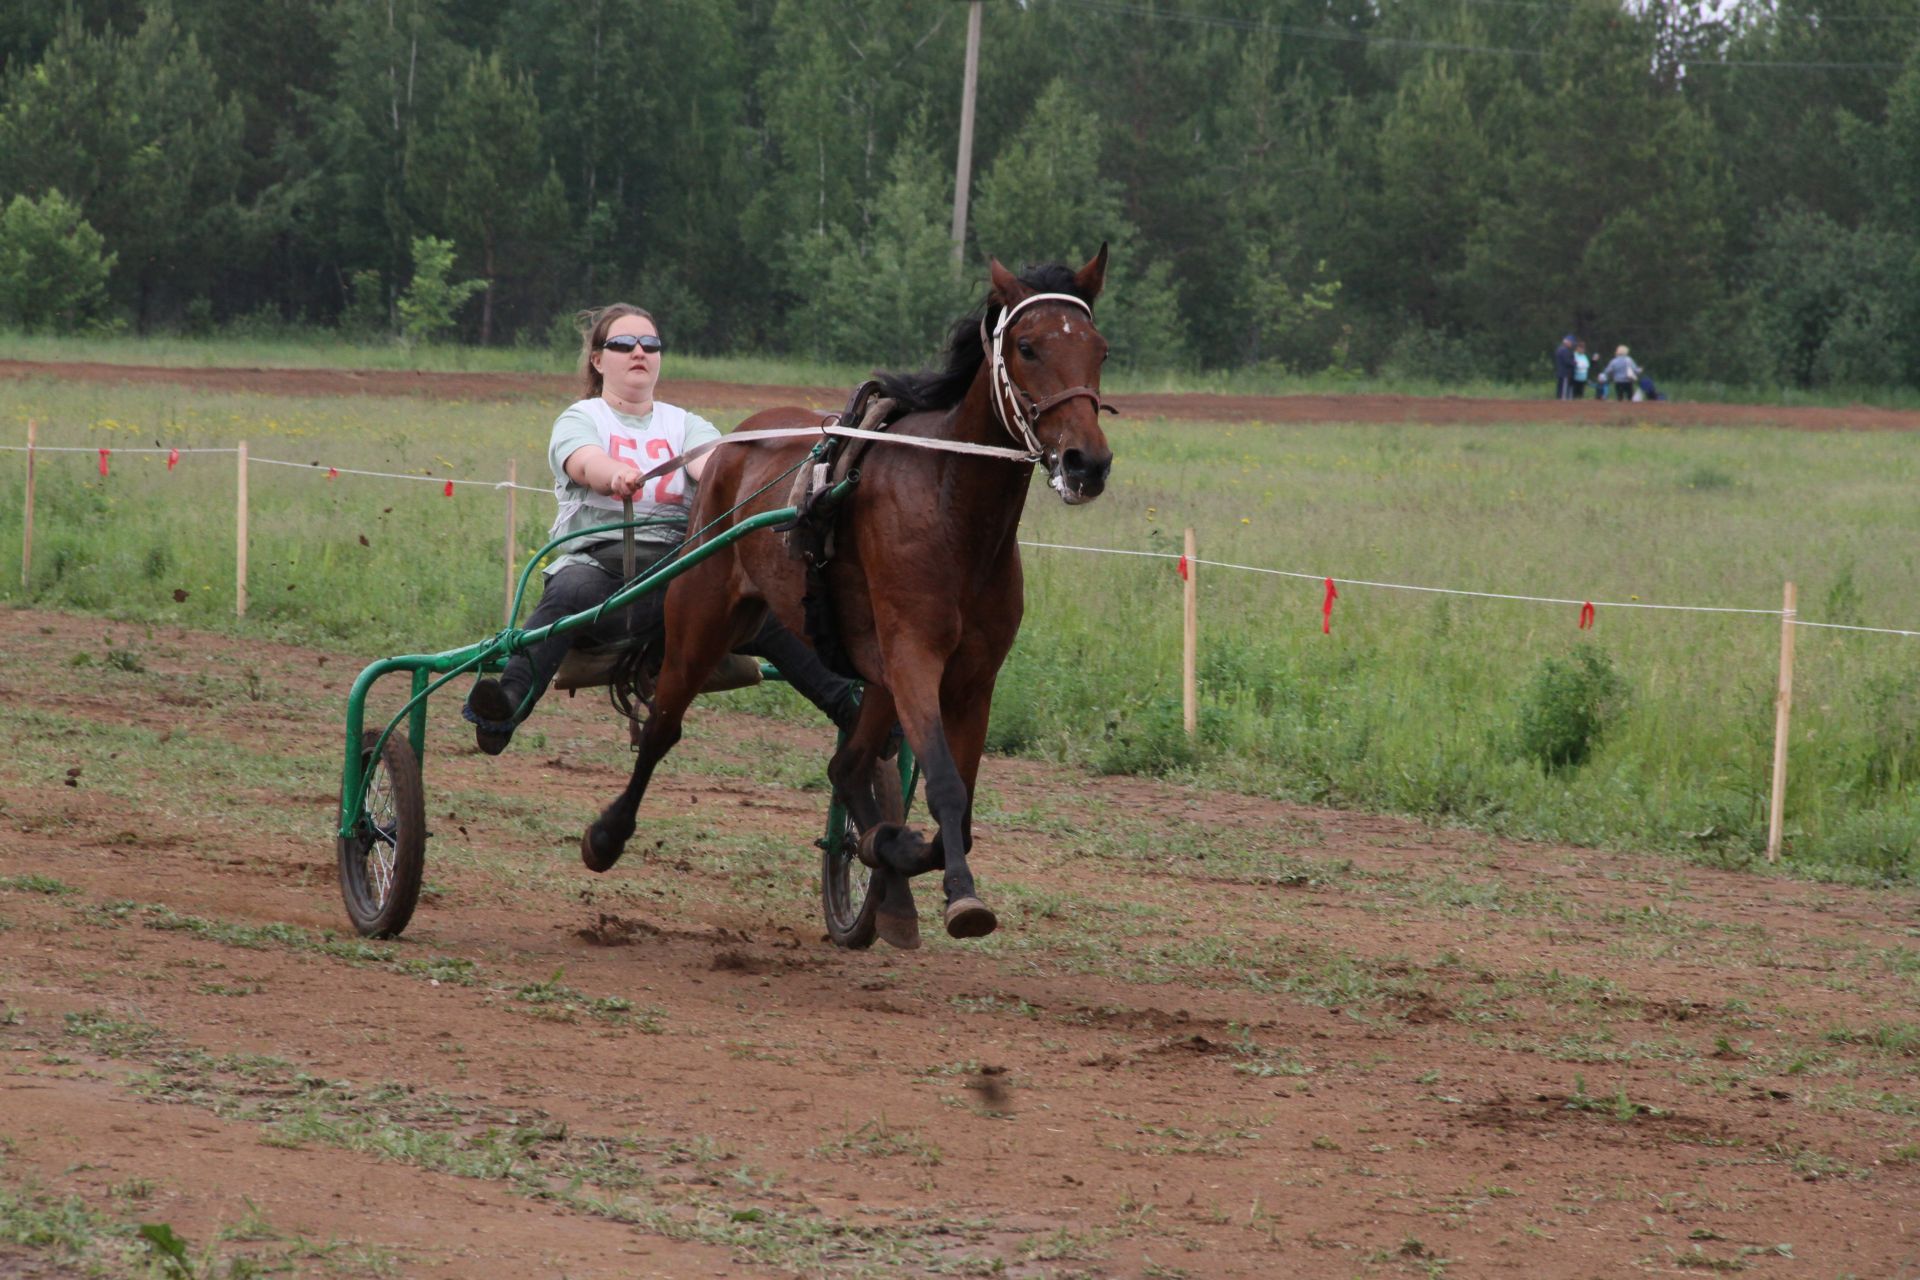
[1016,338,1036,359]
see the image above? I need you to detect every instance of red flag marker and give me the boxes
[166,448,179,471]
[1578,601,1595,630]
[98,447,110,477]
[327,467,339,480]
[1322,576,1338,634]
[1176,553,1189,581]
[443,480,454,498]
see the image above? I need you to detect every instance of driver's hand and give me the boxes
[607,465,644,498]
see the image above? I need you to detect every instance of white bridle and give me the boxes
[980,291,1099,457]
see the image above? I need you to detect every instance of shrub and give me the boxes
[1513,644,1628,772]
[397,236,483,345]
[1860,668,1920,793]
[1091,697,1199,777]
[0,189,115,332]
[340,268,389,340]
[1379,324,1490,385]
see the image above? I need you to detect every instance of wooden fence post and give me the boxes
[235,441,249,618]
[503,458,517,626]
[1766,580,1797,863]
[20,419,36,591]
[1183,526,1198,737]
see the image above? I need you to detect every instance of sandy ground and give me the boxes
[2,362,1916,1277]
[6,358,1920,432]
[1,606,1915,1279]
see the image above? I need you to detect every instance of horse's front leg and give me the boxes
[827,685,926,949]
[931,668,999,935]
[885,652,996,940]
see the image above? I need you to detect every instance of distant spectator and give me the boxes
[1571,340,1590,399]
[1553,334,1577,399]
[1637,370,1668,401]
[1604,345,1641,402]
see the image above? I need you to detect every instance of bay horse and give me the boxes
[581,247,1113,947]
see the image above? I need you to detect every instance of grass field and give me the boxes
[4,373,1919,881]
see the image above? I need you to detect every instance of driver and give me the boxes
[463,303,861,754]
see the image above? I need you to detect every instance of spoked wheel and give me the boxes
[338,728,426,939]
[819,751,913,950]
[819,793,878,949]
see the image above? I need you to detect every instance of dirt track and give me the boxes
[2,607,1916,1278]
[6,358,1920,431]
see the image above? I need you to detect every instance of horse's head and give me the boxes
[986,246,1114,505]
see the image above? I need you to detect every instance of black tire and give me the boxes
[337,728,426,939]
[820,749,916,949]
[820,792,878,949]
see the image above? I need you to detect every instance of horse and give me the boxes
[580,247,1114,948]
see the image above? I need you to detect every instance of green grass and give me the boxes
[4,375,1920,881]
[0,327,879,391]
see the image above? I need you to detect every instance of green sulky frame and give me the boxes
[336,502,808,839]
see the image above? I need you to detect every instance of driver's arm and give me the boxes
[562,445,706,496]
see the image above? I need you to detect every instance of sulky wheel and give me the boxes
[337,728,426,939]
[819,792,879,949]
[820,750,914,949]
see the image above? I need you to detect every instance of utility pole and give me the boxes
[950,0,983,266]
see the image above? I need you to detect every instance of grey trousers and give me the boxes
[498,546,860,731]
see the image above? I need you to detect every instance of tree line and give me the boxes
[2,0,1917,389]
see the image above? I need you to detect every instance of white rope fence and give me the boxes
[14,421,1917,860]
[1018,538,1920,638]
[0,443,549,492]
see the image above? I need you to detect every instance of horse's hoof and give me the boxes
[944,897,998,940]
[580,825,624,874]
[875,908,921,950]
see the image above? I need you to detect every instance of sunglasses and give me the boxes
[599,333,663,355]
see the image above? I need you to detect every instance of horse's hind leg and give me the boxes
[583,590,754,873]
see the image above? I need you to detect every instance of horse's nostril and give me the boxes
[1063,448,1109,478]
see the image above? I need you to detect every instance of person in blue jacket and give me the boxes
[1553,334,1577,399]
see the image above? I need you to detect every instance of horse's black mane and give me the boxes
[874,262,1090,413]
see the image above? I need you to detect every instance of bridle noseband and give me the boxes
[980,292,1114,460]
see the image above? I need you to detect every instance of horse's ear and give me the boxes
[1074,242,1109,303]
[988,257,1033,308]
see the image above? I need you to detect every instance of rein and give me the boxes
[634,293,1110,487]
[636,421,1036,487]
